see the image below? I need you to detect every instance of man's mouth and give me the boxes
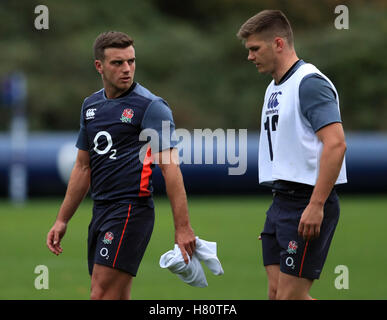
[120,76,131,82]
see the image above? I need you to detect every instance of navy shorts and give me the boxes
[260,187,340,280]
[87,199,155,277]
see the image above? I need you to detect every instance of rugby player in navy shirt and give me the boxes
[47,32,196,299]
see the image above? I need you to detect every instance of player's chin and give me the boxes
[116,81,132,90]
[255,64,263,72]
[256,64,267,74]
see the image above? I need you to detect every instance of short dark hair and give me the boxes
[237,10,294,46]
[93,31,134,61]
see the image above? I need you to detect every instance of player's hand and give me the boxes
[46,220,67,255]
[175,226,196,265]
[298,203,324,241]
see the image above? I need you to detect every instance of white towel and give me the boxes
[159,237,224,288]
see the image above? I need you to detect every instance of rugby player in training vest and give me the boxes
[46,31,196,300]
[237,10,347,300]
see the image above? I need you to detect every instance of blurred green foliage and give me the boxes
[0,0,386,131]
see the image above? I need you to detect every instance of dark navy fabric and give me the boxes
[141,98,178,152]
[75,82,177,201]
[260,189,340,280]
[88,200,155,276]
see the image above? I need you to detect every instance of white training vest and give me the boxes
[258,63,347,186]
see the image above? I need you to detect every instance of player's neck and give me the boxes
[272,52,299,85]
[104,82,133,99]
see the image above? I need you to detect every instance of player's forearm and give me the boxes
[164,166,191,230]
[157,148,192,230]
[310,140,346,206]
[57,163,90,224]
[158,159,191,232]
[160,162,196,262]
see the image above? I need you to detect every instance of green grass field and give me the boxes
[0,195,386,300]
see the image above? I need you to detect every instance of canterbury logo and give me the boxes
[267,91,282,109]
[86,108,97,120]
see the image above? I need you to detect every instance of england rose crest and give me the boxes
[102,232,114,245]
[287,240,298,254]
[120,108,134,123]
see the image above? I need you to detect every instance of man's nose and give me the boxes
[122,61,131,72]
[247,51,255,61]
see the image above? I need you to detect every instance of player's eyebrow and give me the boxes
[110,57,136,64]
[247,45,260,51]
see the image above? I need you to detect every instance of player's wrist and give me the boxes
[174,222,192,232]
[308,199,325,208]
[55,216,69,225]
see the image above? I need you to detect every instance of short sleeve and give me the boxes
[299,74,342,132]
[141,99,178,152]
[75,102,89,151]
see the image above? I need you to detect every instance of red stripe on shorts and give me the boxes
[113,204,132,268]
[299,240,309,277]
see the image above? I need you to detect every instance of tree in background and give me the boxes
[0,0,386,131]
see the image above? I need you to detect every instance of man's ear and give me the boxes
[273,37,285,52]
[95,60,103,74]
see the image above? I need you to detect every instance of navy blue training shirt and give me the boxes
[76,82,177,201]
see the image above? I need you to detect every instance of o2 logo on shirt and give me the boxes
[93,131,117,160]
